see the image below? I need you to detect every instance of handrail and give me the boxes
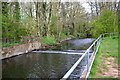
[85,36,101,78]
[85,32,118,78]
[62,49,87,79]
[86,34,102,53]
[62,34,103,79]
[61,32,118,79]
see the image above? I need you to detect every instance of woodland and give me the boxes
[1,1,119,45]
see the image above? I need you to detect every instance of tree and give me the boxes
[90,9,118,37]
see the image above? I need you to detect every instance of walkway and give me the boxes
[90,37,118,78]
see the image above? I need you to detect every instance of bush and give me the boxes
[41,36,56,45]
[90,9,118,37]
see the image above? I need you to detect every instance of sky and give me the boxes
[82,3,91,13]
[3,0,119,2]
[3,0,119,13]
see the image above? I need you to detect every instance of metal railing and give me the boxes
[61,32,118,79]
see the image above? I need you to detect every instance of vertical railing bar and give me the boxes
[62,35,101,79]
[61,33,117,79]
[86,35,102,78]
[61,50,88,79]
[110,33,111,38]
[87,51,89,79]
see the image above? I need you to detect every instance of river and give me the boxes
[2,38,94,79]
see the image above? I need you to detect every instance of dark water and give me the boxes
[70,54,90,78]
[2,38,94,79]
[51,38,95,51]
[2,52,81,78]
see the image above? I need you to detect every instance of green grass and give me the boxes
[101,37,118,58]
[41,36,56,45]
[89,47,101,77]
[90,37,118,78]
[2,42,20,48]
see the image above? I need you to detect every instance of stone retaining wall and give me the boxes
[1,41,41,59]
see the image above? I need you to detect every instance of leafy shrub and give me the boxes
[41,36,56,45]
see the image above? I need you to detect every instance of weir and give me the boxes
[62,32,118,79]
[2,33,118,79]
[32,50,86,55]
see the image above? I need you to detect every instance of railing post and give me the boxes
[87,51,89,79]
[94,42,96,54]
[100,35,102,40]
[103,34,104,38]
[110,33,111,38]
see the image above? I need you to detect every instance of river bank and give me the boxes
[2,37,95,78]
[1,41,41,60]
[90,37,118,78]
[1,37,73,60]
[1,36,94,60]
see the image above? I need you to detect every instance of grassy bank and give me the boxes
[2,34,74,48]
[90,37,118,78]
[41,34,74,45]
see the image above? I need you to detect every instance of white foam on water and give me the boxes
[32,50,84,55]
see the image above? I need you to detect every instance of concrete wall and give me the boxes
[1,41,41,59]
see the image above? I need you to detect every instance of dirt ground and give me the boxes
[96,57,119,78]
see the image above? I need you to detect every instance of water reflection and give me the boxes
[52,38,95,50]
[2,38,95,79]
[2,52,81,78]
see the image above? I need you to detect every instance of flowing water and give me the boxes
[50,38,95,51]
[2,38,94,79]
[2,53,81,78]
